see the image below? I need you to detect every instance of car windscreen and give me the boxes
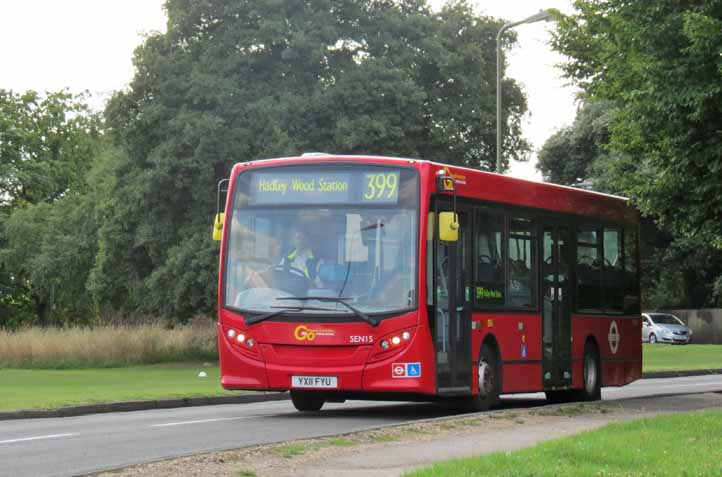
[649,314,682,325]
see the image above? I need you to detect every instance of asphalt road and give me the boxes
[2,375,721,477]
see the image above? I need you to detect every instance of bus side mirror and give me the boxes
[212,212,225,241]
[439,212,459,242]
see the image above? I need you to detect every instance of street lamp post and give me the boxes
[495,10,555,173]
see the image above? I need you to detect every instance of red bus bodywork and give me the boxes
[218,155,641,399]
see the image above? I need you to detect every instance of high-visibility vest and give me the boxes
[285,249,316,278]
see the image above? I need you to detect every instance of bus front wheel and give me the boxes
[290,391,325,412]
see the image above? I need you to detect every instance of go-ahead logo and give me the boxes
[294,325,335,342]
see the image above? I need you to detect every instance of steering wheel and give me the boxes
[266,264,308,278]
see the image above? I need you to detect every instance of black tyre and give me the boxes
[649,333,657,344]
[576,341,601,401]
[464,344,500,412]
[290,391,325,412]
[545,390,576,404]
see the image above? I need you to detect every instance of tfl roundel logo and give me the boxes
[392,362,421,378]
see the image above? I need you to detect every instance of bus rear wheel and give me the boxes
[290,391,325,412]
[576,342,601,401]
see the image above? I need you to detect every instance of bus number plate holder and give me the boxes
[292,375,338,389]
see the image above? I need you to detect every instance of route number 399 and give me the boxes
[363,172,399,201]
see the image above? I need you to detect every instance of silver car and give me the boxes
[642,312,692,344]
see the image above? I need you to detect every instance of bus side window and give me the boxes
[576,227,602,311]
[474,210,504,306]
[603,228,623,313]
[623,228,640,314]
[508,217,537,308]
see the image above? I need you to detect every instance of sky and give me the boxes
[0,0,577,181]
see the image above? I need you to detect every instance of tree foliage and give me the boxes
[545,1,722,309]
[553,1,722,247]
[0,90,99,208]
[94,0,530,320]
[536,100,616,187]
[0,90,103,327]
[2,1,531,325]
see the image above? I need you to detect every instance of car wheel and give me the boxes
[464,344,499,412]
[575,342,601,401]
[290,391,325,412]
[649,333,657,344]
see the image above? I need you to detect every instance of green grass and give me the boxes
[0,362,236,411]
[237,471,256,477]
[643,344,722,372]
[275,443,319,459]
[327,437,357,447]
[406,410,722,476]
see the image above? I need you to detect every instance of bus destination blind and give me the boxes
[249,169,400,205]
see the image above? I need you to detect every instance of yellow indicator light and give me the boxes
[391,336,401,345]
[236,333,246,343]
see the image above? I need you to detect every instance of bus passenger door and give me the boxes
[542,223,572,388]
[434,205,473,394]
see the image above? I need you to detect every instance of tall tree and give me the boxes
[97,0,530,320]
[0,90,99,208]
[0,90,101,326]
[552,1,722,247]
[536,100,616,187]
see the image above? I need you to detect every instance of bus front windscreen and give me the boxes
[224,165,419,318]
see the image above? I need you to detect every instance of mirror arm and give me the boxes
[217,178,229,217]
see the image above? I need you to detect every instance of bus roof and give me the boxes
[233,155,638,224]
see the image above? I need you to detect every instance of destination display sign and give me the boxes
[248,169,400,205]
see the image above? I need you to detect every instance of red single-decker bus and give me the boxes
[214,155,641,411]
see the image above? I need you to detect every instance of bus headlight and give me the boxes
[369,328,416,362]
[223,325,258,355]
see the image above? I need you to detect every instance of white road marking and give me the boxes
[150,415,273,428]
[0,433,79,445]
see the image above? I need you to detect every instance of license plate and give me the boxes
[291,375,338,389]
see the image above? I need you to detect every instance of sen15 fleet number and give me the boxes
[349,335,375,344]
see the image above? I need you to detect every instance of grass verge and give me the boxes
[0,323,217,369]
[0,362,236,411]
[643,343,722,372]
[405,409,722,477]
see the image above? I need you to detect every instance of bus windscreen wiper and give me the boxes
[245,305,336,325]
[277,297,379,327]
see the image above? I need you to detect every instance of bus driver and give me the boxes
[280,228,318,280]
